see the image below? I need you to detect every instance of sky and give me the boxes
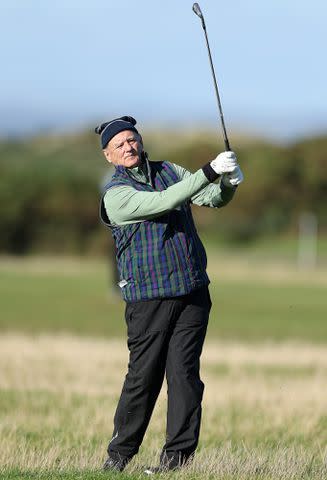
[1,0,326,141]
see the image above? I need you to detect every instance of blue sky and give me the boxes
[1,0,326,140]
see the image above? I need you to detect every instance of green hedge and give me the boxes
[0,130,326,253]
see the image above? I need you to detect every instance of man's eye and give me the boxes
[116,144,123,150]
[128,139,136,144]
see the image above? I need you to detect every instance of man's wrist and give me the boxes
[202,162,220,182]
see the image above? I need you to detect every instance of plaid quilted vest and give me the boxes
[100,160,209,302]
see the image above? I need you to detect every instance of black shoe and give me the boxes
[144,451,193,474]
[103,456,128,472]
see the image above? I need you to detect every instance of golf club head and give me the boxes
[192,3,203,19]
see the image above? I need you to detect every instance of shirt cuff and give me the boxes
[202,162,220,183]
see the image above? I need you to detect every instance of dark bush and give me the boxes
[0,130,326,254]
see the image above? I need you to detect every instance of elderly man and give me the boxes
[96,116,243,473]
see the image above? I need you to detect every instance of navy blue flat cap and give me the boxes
[95,116,139,149]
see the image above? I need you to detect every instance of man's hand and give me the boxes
[222,165,244,187]
[210,151,238,175]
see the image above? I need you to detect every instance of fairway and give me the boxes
[0,254,326,341]
[0,334,326,479]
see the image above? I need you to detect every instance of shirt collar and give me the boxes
[127,153,152,186]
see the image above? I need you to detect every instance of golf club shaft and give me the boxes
[194,4,231,151]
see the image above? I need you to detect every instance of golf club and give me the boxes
[192,3,231,151]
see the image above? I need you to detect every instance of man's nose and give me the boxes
[123,141,133,151]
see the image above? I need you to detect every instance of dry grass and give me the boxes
[0,334,326,478]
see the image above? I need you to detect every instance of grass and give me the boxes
[0,251,326,341]
[0,253,326,478]
[0,335,327,479]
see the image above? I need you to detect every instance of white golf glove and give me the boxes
[222,165,244,187]
[210,151,238,176]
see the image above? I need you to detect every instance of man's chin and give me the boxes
[125,156,140,168]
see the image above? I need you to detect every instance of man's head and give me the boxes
[95,116,143,168]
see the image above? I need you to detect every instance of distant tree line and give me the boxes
[0,130,326,254]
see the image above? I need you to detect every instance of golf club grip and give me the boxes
[224,137,231,152]
[219,106,231,151]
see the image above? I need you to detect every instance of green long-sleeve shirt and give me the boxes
[104,161,236,226]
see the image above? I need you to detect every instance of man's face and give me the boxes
[103,130,143,168]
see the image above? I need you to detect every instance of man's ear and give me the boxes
[103,148,111,163]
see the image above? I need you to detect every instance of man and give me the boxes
[96,116,243,473]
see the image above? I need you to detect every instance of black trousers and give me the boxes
[107,286,211,466]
